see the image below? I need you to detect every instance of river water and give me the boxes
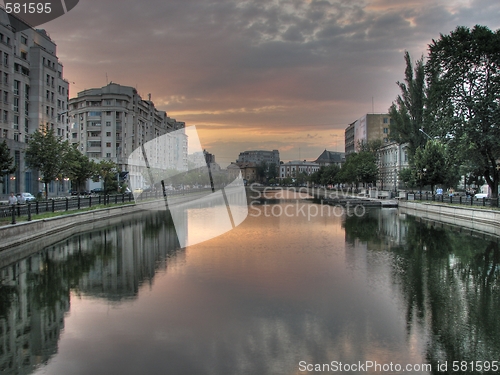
[0,192,499,374]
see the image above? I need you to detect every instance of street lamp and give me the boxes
[419,128,432,140]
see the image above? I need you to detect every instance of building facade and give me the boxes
[279,161,320,179]
[314,150,345,167]
[68,83,188,189]
[377,141,409,191]
[237,150,280,166]
[345,114,391,155]
[0,10,69,197]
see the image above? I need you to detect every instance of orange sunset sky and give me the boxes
[37,0,500,166]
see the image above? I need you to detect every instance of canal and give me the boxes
[0,192,499,374]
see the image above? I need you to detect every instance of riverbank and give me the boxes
[0,191,209,256]
[399,200,500,237]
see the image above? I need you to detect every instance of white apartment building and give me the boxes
[68,83,188,187]
[0,9,69,196]
[377,141,409,191]
[280,160,320,179]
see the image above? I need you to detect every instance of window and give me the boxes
[88,111,102,117]
[14,80,19,95]
[383,117,388,124]
[14,98,18,112]
[72,133,77,139]
[20,51,27,60]
[21,35,27,45]
[3,72,8,85]
[106,111,111,116]
[14,115,19,128]
[3,91,7,103]
[106,121,111,126]
[3,111,8,122]
[3,53,8,66]
[14,133,19,141]
[25,84,29,100]
[24,102,29,116]
[383,128,388,134]
[106,153,111,157]
[46,74,50,85]
[106,132,111,137]
[106,142,111,147]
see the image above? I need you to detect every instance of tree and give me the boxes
[426,25,500,199]
[25,127,68,199]
[338,152,378,188]
[389,51,428,160]
[0,141,15,184]
[94,160,119,194]
[65,145,96,192]
[413,140,460,193]
[399,168,417,189]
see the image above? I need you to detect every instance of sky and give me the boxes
[41,0,500,166]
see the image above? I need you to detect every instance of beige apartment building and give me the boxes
[0,9,69,197]
[68,83,188,189]
[344,114,391,155]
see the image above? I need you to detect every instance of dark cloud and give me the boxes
[44,0,500,160]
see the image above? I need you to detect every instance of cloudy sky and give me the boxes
[44,0,500,165]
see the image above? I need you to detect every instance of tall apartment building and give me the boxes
[68,83,187,176]
[237,150,280,166]
[344,114,391,155]
[0,10,69,196]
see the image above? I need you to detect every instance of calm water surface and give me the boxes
[0,193,499,375]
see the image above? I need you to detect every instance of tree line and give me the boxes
[0,127,122,198]
[390,25,500,199]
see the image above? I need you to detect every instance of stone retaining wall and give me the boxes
[399,201,500,237]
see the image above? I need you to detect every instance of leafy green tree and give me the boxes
[0,140,15,183]
[413,140,459,193]
[426,25,500,199]
[389,51,428,160]
[399,168,417,189]
[339,152,378,188]
[25,127,69,199]
[95,160,118,194]
[65,145,97,192]
[321,164,341,186]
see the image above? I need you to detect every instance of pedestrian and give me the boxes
[8,192,17,206]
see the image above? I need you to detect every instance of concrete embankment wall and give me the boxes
[399,201,500,237]
[0,192,209,256]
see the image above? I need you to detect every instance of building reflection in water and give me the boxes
[0,211,179,374]
[343,208,500,373]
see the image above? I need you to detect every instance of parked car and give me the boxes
[474,193,488,199]
[16,192,36,204]
[91,187,104,194]
[71,190,90,196]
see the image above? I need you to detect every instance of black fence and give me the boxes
[405,192,500,208]
[2,188,214,224]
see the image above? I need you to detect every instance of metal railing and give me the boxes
[404,192,500,208]
[2,188,214,224]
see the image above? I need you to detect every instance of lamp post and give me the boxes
[419,128,432,140]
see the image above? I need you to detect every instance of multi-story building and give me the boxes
[314,150,345,168]
[0,10,69,197]
[68,83,188,189]
[377,141,409,191]
[279,161,320,179]
[237,150,280,166]
[344,114,391,155]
